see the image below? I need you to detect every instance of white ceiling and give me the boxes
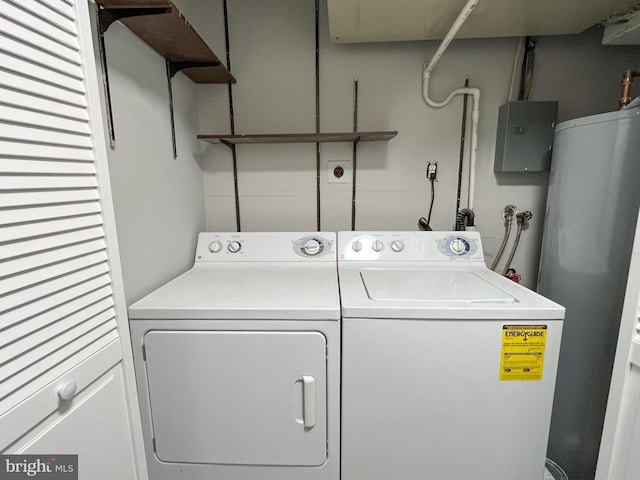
[327,0,639,43]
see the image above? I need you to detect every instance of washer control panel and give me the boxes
[339,231,485,263]
[196,232,336,262]
[437,235,479,257]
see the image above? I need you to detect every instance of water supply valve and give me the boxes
[505,268,521,283]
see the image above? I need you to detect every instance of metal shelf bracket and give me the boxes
[167,61,222,78]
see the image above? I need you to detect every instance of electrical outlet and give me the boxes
[427,162,438,180]
[328,160,351,184]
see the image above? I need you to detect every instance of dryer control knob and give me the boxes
[208,241,223,253]
[228,241,242,253]
[372,240,385,252]
[303,239,321,255]
[390,240,404,252]
[352,240,363,252]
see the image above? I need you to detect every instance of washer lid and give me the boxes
[339,267,565,320]
[361,270,515,303]
[129,263,340,320]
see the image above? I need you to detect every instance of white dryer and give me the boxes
[129,232,340,480]
[338,231,565,480]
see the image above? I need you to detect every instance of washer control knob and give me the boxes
[449,238,467,255]
[228,241,242,253]
[372,240,385,252]
[208,241,223,253]
[390,240,404,252]
[303,239,321,256]
[352,240,363,252]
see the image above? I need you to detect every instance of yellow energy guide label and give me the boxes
[499,325,547,381]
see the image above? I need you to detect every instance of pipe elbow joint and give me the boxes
[470,89,481,108]
[423,97,441,108]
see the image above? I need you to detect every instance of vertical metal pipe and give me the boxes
[315,0,321,231]
[351,78,359,231]
[94,4,116,148]
[166,61,178,159]
[619,69,640,109]
[518,37,536,102]
[224,0,241,232]
[456,78,469,216]
[620,75,633,109]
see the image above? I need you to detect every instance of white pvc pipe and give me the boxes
[468,107,479,211]
[424,0,479,75]
[422,0,481,212]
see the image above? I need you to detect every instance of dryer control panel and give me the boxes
[195,232,336,262]
[338,231,485,263]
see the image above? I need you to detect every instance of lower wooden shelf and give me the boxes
[197,131,398,145]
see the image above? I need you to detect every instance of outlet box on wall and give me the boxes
[328,160,352,184]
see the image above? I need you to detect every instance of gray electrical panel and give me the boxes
[494,101,558,172]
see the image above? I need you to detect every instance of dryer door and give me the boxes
[143,331,327,466]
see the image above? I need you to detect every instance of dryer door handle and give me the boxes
[302,375,316,428]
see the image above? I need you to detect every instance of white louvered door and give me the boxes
[596,214,640,480]
[0,0,147,478]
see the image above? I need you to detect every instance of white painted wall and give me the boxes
[191,1,640,289]
[101,23,206,304]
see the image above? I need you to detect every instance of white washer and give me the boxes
[338,231,565,480]
[129,232,340,480]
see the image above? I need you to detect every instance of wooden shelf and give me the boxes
[197,131,398,145]
[97,0,235,84]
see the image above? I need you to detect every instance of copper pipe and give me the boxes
[619,68,640,109]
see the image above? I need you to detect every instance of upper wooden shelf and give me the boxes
[197,131,398,145]
[96,0,235,84]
